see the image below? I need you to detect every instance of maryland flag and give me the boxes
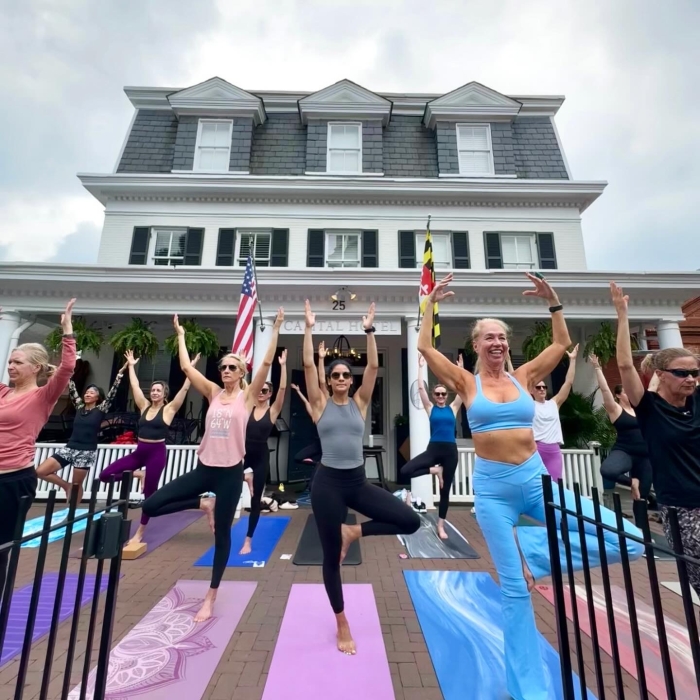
[419,228,441,348]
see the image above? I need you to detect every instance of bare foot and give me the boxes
[133,470,145,489]
[194,589,217,622]
[437,519,449,540]
[336,614,356,655]
[340,524,360,564]
[239,537,252,555]
[200,497,216,533]
[431,465,444,489]
[404,489,412,506]
[127,524,146,547]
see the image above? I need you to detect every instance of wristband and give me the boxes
[364,326,376,334]
[62,332,76,338]
[548,304,563,313]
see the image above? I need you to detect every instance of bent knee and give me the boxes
[405,510,421,534]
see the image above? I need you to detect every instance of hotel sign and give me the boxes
[280,318,402,335]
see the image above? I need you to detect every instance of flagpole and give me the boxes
[416,215,431,333]
[247,234,266,330]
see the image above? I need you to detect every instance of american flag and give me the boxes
[231,255,257,367]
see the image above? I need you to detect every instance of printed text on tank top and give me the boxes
[208,390,243,439]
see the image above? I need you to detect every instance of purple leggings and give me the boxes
[536,441,563,481]
[100,441,167,525]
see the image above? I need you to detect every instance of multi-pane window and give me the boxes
[137,350,172,394]
[152,228,187,266]
[501,234,537,269]
[327,123,362,174]
[456,124,494,176]
[237,231,271,267]
[326,232,360,267]
[194,120,232,172]
[414,232,451,269]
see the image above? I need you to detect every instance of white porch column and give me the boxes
[406,317,434,509]
[0,311,22,384]
[657,320,683,349]
[252,316,275,378]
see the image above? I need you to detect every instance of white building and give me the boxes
[1,77,697,501]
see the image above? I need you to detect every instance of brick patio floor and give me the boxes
[1,497,692,700]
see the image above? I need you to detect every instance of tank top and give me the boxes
[198,390,248,467]
[467,374,535,434]
[137,405,169,441]
[317,399,365,469]
[246,407,274,446]
[612,409,648,458]
[429,405,456,443]
[532,399,563,444]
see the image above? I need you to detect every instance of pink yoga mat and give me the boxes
[69,580,256,700]
[263,584,393,700]
[538,584,698,700]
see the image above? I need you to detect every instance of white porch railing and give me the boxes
[434,447,604,504]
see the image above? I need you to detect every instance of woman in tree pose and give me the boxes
[303,300,419,655]
[142,310,283,621]
[418,273,642,700]
[401,353,463,539]
[98,350,198,546]
[0,300,77,599]
[239,349,287,555]
[531,344,578,481]
[37,362,127,503]
[612,282,700,596]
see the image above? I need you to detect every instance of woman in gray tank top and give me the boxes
[302,300,419,656]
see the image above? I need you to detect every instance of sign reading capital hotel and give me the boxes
[281,318,401,335]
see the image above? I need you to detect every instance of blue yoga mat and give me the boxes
[194,516,290,568]
[21,509,99,549]
[404,571,595,700]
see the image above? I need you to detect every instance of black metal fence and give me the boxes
[0,474,132,700]
[543,474,700,699]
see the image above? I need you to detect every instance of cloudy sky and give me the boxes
[0,0,697,270]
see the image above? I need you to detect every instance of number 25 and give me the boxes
[332,300,346,311]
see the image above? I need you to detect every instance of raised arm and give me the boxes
[515,273,572,388]
[317,341,327,390]
[247,309,284,407]
[588,353,622,419]
[42,299,78,405]
[417,354,433,414]
[450,354,464,415]
[166,354,199,418]
[303,301,326,415]
[173,314,220,401]
[611,282,644,406]
[270,349,288,422]
[553,344,579,407]
[124,350,149,412]
[98,361,127,412]
[354,303,378,414]
[68,379,84,409]
[291,383,314,419]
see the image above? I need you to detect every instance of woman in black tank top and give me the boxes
[99,350,198,547]
[590,354,655,528]
[239,350,288,555]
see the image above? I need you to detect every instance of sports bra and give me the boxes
[138,405,169,441]
[467,374,535,434]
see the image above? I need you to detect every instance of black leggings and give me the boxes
[600,450,653,528]
[401,441,459,519]
[0,468,37,601]
[245,443,268,539]
[311,465,420,614]
[142,460,243,589]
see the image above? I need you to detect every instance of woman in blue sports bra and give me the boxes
[418,272,643,700]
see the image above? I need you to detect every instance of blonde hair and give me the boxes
[470,318,515,374]
[640,353,654,377]
[12,343,57,381]
[217,353,248,389]
[651,347,697,371]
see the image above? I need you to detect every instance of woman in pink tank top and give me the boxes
[142,309,284,622]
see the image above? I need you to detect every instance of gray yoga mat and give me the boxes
[293,513,362,566]
[398,512,480,559]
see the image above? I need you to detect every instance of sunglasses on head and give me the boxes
[331,371,352,380]
[661,368,700,379]
[434,391,447,397]
[220,364,240,372]
[535,385,547,390]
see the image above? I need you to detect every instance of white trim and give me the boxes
[326,122,362,175]
[193,119,233,173]
[305,171,384,177]
[500,232,538,269]
[298,79,392,126]
[456,123,494,177]
[172,169,249,175]
[236,229,272,267]
[550,116,573,179]
[113,109,138,174]
[324,230,362,268]
[148,226,188,266]
[439,173,517,179]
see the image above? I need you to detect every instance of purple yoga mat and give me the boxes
[263,584,393,700]
[69,580,256,700]
[1,573,109,667]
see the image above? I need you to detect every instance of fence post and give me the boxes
[589,441,604,493]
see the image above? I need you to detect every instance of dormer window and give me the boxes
[456,124,494,176]
[194,119,232,172]
[327,123,362,174]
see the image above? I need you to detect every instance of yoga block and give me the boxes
[122,541,147,560]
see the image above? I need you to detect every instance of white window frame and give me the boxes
[325,230,361,268]
[193,119,233,173]
[236,230,272,267]
[456,123,494,177]
[149,227,188,266]
[326,122,362,175]
[414,232,452,270]
[501,233,538,270]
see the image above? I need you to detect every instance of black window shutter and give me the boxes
[484,232,503,269]
[399,231,416,268]
[216,229,236,267]
[271,229,289,267]
[128,227,151,265]
[184,228,204,265]
[536,233,557,269]
[451,231,470,269]
[361,230,378,267]
[307,229,325,267]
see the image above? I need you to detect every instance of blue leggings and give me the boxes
[473,452,643,700]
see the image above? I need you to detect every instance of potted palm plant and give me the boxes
[109,318,160,360]
[163,318,220,358]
